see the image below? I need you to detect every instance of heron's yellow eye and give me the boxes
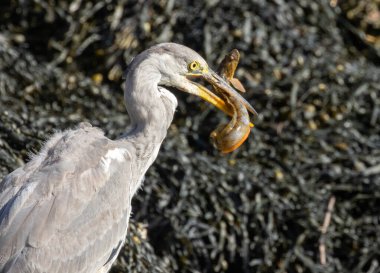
[188,61,201,71]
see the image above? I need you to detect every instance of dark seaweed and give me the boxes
[0,0,379,272]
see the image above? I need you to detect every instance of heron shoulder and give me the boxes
[0,123,137,272]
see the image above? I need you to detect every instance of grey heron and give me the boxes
[0,43,256,273]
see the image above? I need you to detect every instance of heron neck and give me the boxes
[122,59,177,147]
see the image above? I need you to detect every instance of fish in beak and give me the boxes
[208,49,255,153]
[178,50,257,153]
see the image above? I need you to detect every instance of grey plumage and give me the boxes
[0,124,135,272]
[0,43,250,272]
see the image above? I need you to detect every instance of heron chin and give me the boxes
[0,43,254,273]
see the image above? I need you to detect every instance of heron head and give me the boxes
[146,43,257,118]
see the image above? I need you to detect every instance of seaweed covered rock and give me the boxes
[1,0,380,273]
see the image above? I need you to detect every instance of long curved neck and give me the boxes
[120,58,177,170]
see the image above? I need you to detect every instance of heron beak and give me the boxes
[185,78,233,116]
[183,69,257,121]
[201,69,258,116]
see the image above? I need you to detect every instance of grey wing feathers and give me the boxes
[0,123,136,273]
